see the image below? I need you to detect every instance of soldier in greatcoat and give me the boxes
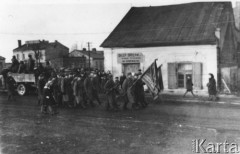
[104,75,118,111]
[84,73,95,107]
[73,76,87,109]
[37,74,46,105]
[134,73,147,108]
[91,72,102,105]
[122,72,135,110]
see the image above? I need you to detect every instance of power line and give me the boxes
[0,19,239,36]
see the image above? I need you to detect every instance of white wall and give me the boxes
[13,50,46,63]
[104,45,217,90]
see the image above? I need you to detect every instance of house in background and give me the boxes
[13,40,69,66]
[69,48,104,70]
[101,2,240,92]
[0,56,5,73]
[50,57,86,70]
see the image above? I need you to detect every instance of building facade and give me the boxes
[13,40,69,66]
[69,48,104,70]
[50,57,86,70]
[0,56,6,73]
[101,2,240,92]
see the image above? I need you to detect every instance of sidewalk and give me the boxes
[157,90,240,105]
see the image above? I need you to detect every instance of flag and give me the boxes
[140,59,160,100]
[158,65,164,91]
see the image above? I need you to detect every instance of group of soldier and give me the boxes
[37,67,148,115]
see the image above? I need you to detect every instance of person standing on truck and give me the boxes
[10,56,19,73]
[6,72,16,101]
[27,54,35,73]
[18,61,26,73]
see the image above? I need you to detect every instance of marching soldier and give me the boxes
[122,72,135,110]
[84,72,95,107]
[134,74,147,108]
[92,72,102,105]
[37,74,46,105]
[104,75,118,111]
[73,76,87,109]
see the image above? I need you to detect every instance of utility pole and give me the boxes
[87,42,91,71]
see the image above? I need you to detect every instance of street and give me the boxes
[1,94,240,154]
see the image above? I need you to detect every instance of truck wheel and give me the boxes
[17,84,27,96]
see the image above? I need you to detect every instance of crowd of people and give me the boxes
[2,55,219,115]
[36,67,148,115]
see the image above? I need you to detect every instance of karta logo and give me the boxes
[192,139,240,153]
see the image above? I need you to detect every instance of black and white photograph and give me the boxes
[0,0,240,153]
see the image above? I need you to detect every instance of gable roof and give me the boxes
[101,2,234,48]
[13,40,69,52]
[70,50,104,59]
[0,56,5,60]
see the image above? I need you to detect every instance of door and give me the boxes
[123,63,140,75]
[192,62,202,89]
[168,63,177,89]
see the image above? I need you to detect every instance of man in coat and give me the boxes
[37,74,46,105]
[84,73,95,107]
[91,72,102,105]
[104,74,118,111]
[122,72,135,110]
[27,54,35,73]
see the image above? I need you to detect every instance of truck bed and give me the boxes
[12,73,35,83]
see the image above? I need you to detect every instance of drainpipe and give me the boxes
[215,28,222,91]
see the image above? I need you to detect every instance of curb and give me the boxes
[161,98,240,106]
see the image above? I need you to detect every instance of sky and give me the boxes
[0,0,238,62]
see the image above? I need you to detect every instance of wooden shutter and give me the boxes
[192,62,202,89]
[168,63,177,89]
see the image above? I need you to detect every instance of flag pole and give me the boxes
[129,59,158,90]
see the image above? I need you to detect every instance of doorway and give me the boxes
[123,63,140,75]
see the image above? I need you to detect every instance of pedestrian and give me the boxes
[104,75,119,111]
[122,72,135,110]
[6,72,16,101]
[42,79,58,115]
[37,74,46,105]
[183,76,195,97]
[207,73,217,101]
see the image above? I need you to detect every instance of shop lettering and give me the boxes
[117,53,144,63]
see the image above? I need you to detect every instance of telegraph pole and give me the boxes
[87,42,91,71]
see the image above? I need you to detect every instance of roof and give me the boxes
[13,40,69,51]
[0,56,5,60]
[101,2,233,48]
[70,50,104,59]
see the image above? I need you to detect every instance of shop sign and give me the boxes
[117,53,144,63]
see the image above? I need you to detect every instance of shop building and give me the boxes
[101,2,240,91]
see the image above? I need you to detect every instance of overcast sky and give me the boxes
[0,0,238,62]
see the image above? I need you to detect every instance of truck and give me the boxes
[11,73,36,96]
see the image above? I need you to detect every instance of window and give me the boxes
[22,54,25,60]
[16,54,19,60]
[177,73,184,88]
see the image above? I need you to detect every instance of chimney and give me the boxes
[18,40,21,47]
